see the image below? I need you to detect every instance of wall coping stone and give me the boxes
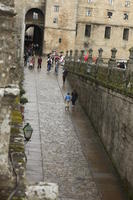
[0,84,20,97]
[26,182,58,200]
[0,3,15,15]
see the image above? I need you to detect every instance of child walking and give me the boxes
[64,92,71,111]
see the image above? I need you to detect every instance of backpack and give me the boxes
[47,59,51,65]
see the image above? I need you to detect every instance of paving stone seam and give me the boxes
[34,70,45,181]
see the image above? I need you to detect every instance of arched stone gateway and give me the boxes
[25,8,44,55]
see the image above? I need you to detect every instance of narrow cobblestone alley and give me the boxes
[24,58,127,200]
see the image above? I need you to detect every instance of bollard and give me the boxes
[70,49,73,61]
[96,48,103,64]
[108,48,117,81]
[88,48,93,64]
[74,49,79,62]
[126,47,133,88]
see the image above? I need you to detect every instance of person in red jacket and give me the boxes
[37,56,42,69]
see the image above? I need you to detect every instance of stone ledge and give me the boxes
[0,3,15,15]
[0,84,20,97]
[26,182,58,200]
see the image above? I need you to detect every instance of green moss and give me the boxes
[10,143,24,153]
[11,127,20,136]
[11,110,23,124]
[15,97,20,104]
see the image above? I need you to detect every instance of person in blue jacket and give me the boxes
[64,92,71,111]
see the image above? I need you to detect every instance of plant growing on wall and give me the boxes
[20,88,26,97]
[20,97,28,105]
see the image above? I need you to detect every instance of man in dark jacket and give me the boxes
[62,68,68,84]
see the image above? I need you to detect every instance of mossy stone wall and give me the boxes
[67,70,133,200]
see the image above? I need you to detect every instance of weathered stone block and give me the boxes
[26,182,58,200]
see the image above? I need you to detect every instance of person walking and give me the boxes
[55,60,59,75]
[37,56,42,70]
[64,92,71,111]
[24,51,29,66]
[71,90,78,110]
[47,56,52,72]
[63,68,68,85]
[32,55,35,69]
[29,56,34,70]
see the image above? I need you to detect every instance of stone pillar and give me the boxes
[94,48,103,78]
[96,48,103,64]
[108,48,117,69]
[108,48,117,80]
[74,49,79,62]
[88,48,93,64]
[65,50,69,61]
[127,47,133,72]
[80,50,84,63]
[70,49,73,61]
[126,47,133,88]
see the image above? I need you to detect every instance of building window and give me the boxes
[76,24,78,36]
[104,27,111,39]
[109,0,113,4]
[85,25,91,37]
[88,0,92,3]
[33,12,38,20]
[53,17,58,23]
[107,11,113,18]
[125,0,130,7]
[86,8,91,16]
[124,13,128,20]
[54,5,59,12]
[59,38,62,43]
[123,28,129,40]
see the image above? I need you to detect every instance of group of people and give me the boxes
[65,90,78,111]
[24,43,42,70]
[46,55,59,73]
[24,48,79,111]
[46,52,65,74]
[27,56,42,70]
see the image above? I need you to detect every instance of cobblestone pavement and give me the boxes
[24,58,126,200]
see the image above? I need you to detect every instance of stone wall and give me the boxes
[0,1,26,199]
[65,48,133,199]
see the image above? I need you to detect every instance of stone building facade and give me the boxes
[14,0,46,60]
[76,0,133,60]
[44,0,78,53]
[15,0,133,60]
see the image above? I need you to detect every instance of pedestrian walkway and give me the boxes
[24,58,127,200]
